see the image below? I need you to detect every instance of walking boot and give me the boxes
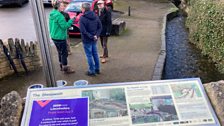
[85,71,96,77]
[95,69,100,74]
[62,66,75,74]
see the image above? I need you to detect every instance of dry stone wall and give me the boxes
[0,38,41,79]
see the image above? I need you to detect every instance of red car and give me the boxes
[100,0,113,10]
[64,0,113,36]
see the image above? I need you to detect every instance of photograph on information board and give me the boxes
[82,88,128,119]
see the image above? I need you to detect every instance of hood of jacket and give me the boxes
[83,11,96,20]
[49,9,61,21]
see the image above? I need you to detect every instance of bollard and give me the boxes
[28,84,44,89]
[25,84,44,101]
[56,80,67,87]
[128,6,131,16]
[73,80,88,87]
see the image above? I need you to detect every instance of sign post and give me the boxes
[30,0,56,87]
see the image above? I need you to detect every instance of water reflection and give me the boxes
[163,16,224,83]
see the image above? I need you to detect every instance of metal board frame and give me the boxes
[21,78,220,126]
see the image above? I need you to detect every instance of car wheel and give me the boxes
[17,0,23,7]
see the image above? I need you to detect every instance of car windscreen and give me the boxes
[65,1,92,12]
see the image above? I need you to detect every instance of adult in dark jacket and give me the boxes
[60,0,72,55]
[79,2,102,76]
[97,0,112,63]
[61,11,72,55]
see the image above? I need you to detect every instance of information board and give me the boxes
[21,78,220,126]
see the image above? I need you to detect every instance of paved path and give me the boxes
[0,0,172,98]
[61,0,172,84]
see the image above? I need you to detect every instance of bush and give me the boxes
[186,0,224,72]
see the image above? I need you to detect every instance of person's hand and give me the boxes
[94,35,98,41]
[71,15,77,20]
[106,32,110,36]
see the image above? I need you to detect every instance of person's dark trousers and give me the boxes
[100,36,108,58]
[53,40,68,66]
[83,41,100,74]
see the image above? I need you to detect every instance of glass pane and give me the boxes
[0,2,46,99]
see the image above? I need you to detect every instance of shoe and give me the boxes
[63,66,75,74]
[101,58,106,63]
[85,71,96,76]
[95,70,100,74]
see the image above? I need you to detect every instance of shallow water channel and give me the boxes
[162,16,224,83]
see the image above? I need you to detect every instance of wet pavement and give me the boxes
[0,3,37,41]
[163,16,224,83]
[0,0,172,98]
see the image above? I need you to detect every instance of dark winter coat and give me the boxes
[98,7,112,36]
[79,11,102,43]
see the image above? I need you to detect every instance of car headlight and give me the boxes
[69,27,73,30]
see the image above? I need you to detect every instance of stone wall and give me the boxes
[0,38,41,79]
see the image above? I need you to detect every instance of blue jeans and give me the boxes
[53,40,68,65]
[83,42,100,74]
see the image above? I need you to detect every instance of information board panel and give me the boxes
[21,78,220,126]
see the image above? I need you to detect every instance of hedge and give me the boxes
[186,0,224,73]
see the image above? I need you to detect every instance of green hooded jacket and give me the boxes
[49,9,74,40]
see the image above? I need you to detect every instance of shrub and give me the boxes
[186,0,224,72]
